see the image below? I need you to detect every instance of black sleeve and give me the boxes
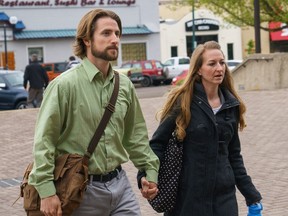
[42,66,49,87]
[150,115,176,162]
[23,66,29,89]
[137,114,176,189]
[228,108,262,205]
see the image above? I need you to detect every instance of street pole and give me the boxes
[254,0,261,53]
[3,24,8,70]
[192,0,196,53]
[1,16,17,70]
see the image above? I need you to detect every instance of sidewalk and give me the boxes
[1,88,288,215]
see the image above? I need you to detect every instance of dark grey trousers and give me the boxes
[27,88,43,108]
[71,170,141,216]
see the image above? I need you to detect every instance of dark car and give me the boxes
[0,70,28,110]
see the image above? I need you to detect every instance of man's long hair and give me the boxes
[159,41,246,141]
[73,9,122,59]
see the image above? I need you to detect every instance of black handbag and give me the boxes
[148,131,183,213]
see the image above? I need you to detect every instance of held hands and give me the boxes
[247,202,263,216]
[140,177,159,200]
[40,195,62,216]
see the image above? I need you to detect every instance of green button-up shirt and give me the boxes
[29,58,159,198]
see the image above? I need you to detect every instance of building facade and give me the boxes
[0,0,161,71]
[159,1,288,59]
[159,5,243,62]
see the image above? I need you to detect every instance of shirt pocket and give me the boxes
[110,97,129,130]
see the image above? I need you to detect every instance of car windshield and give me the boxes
[132,63,142,69]
[4,72,23,87]
[122,64,131,68]
[179,58,190,64]
[155,61,163,69]
[164,59,174,66]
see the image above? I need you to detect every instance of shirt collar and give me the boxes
[82,57,114,82]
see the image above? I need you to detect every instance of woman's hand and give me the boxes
[140,177,159,200]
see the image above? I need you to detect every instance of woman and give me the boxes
[150,41,262,216]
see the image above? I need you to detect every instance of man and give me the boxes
[28,9,159,216]
[65,55,80,70]
[23,54,49,108]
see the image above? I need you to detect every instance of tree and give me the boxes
[173,0,288,31]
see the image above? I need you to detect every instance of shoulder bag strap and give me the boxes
[83,71,119,165]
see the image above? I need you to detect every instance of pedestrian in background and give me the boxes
[150,41,262,216]
[23,54,49,108]
[28,8,159,216]
[65,55,80,70]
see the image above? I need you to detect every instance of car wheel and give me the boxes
[15,101,27,109]
[141,76,151,87]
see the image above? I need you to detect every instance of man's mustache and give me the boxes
[107,46,118,51]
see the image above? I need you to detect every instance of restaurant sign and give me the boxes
[269,22,288,41]
[185,18,219,32]
[0,0,136,7]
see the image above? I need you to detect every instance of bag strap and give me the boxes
[83,71,119,165]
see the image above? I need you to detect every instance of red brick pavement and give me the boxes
[0,88,288,216]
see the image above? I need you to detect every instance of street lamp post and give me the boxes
[254,0,261,53]
[3,24,8,70]
[191,0,198,54]
[192,0,196,53]
[1,16,18,70]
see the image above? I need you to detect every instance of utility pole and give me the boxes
[3,24,8,70]
[192,0,197,53]
[254,0,261,53]
[192,0,196,52]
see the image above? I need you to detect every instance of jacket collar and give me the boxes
[193,82,240,108]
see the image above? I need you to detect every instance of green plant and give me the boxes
[246,39,255,55]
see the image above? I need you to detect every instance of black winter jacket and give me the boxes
[150,82,262,216]
[24,62,49,89]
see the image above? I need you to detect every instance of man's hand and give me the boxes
[40,195,62,216]
[140,177,158,200]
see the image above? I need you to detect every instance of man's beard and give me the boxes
[91,45,118,61]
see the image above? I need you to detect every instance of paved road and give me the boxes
[1,88,288,215]
[135,84,171,99]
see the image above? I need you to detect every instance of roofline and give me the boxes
[14,26,153,40]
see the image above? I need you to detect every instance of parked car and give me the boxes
[171,59,243,86]
[163,56,190,84]
[118,60,166,87]
[113,64,143,84]
[171,69,188,86]
[0,70,28,110]
[227,59,242,71]
[42,62,68,81]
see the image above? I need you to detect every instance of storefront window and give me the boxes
[227,43,234,60]
[28,47,44,63]
[121,43,147,62]
[171,46,178,57]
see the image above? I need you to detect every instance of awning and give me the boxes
[0,12,25,30]
[0,12,9,21]
[269,22,288,41]
[14,25,153,40]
